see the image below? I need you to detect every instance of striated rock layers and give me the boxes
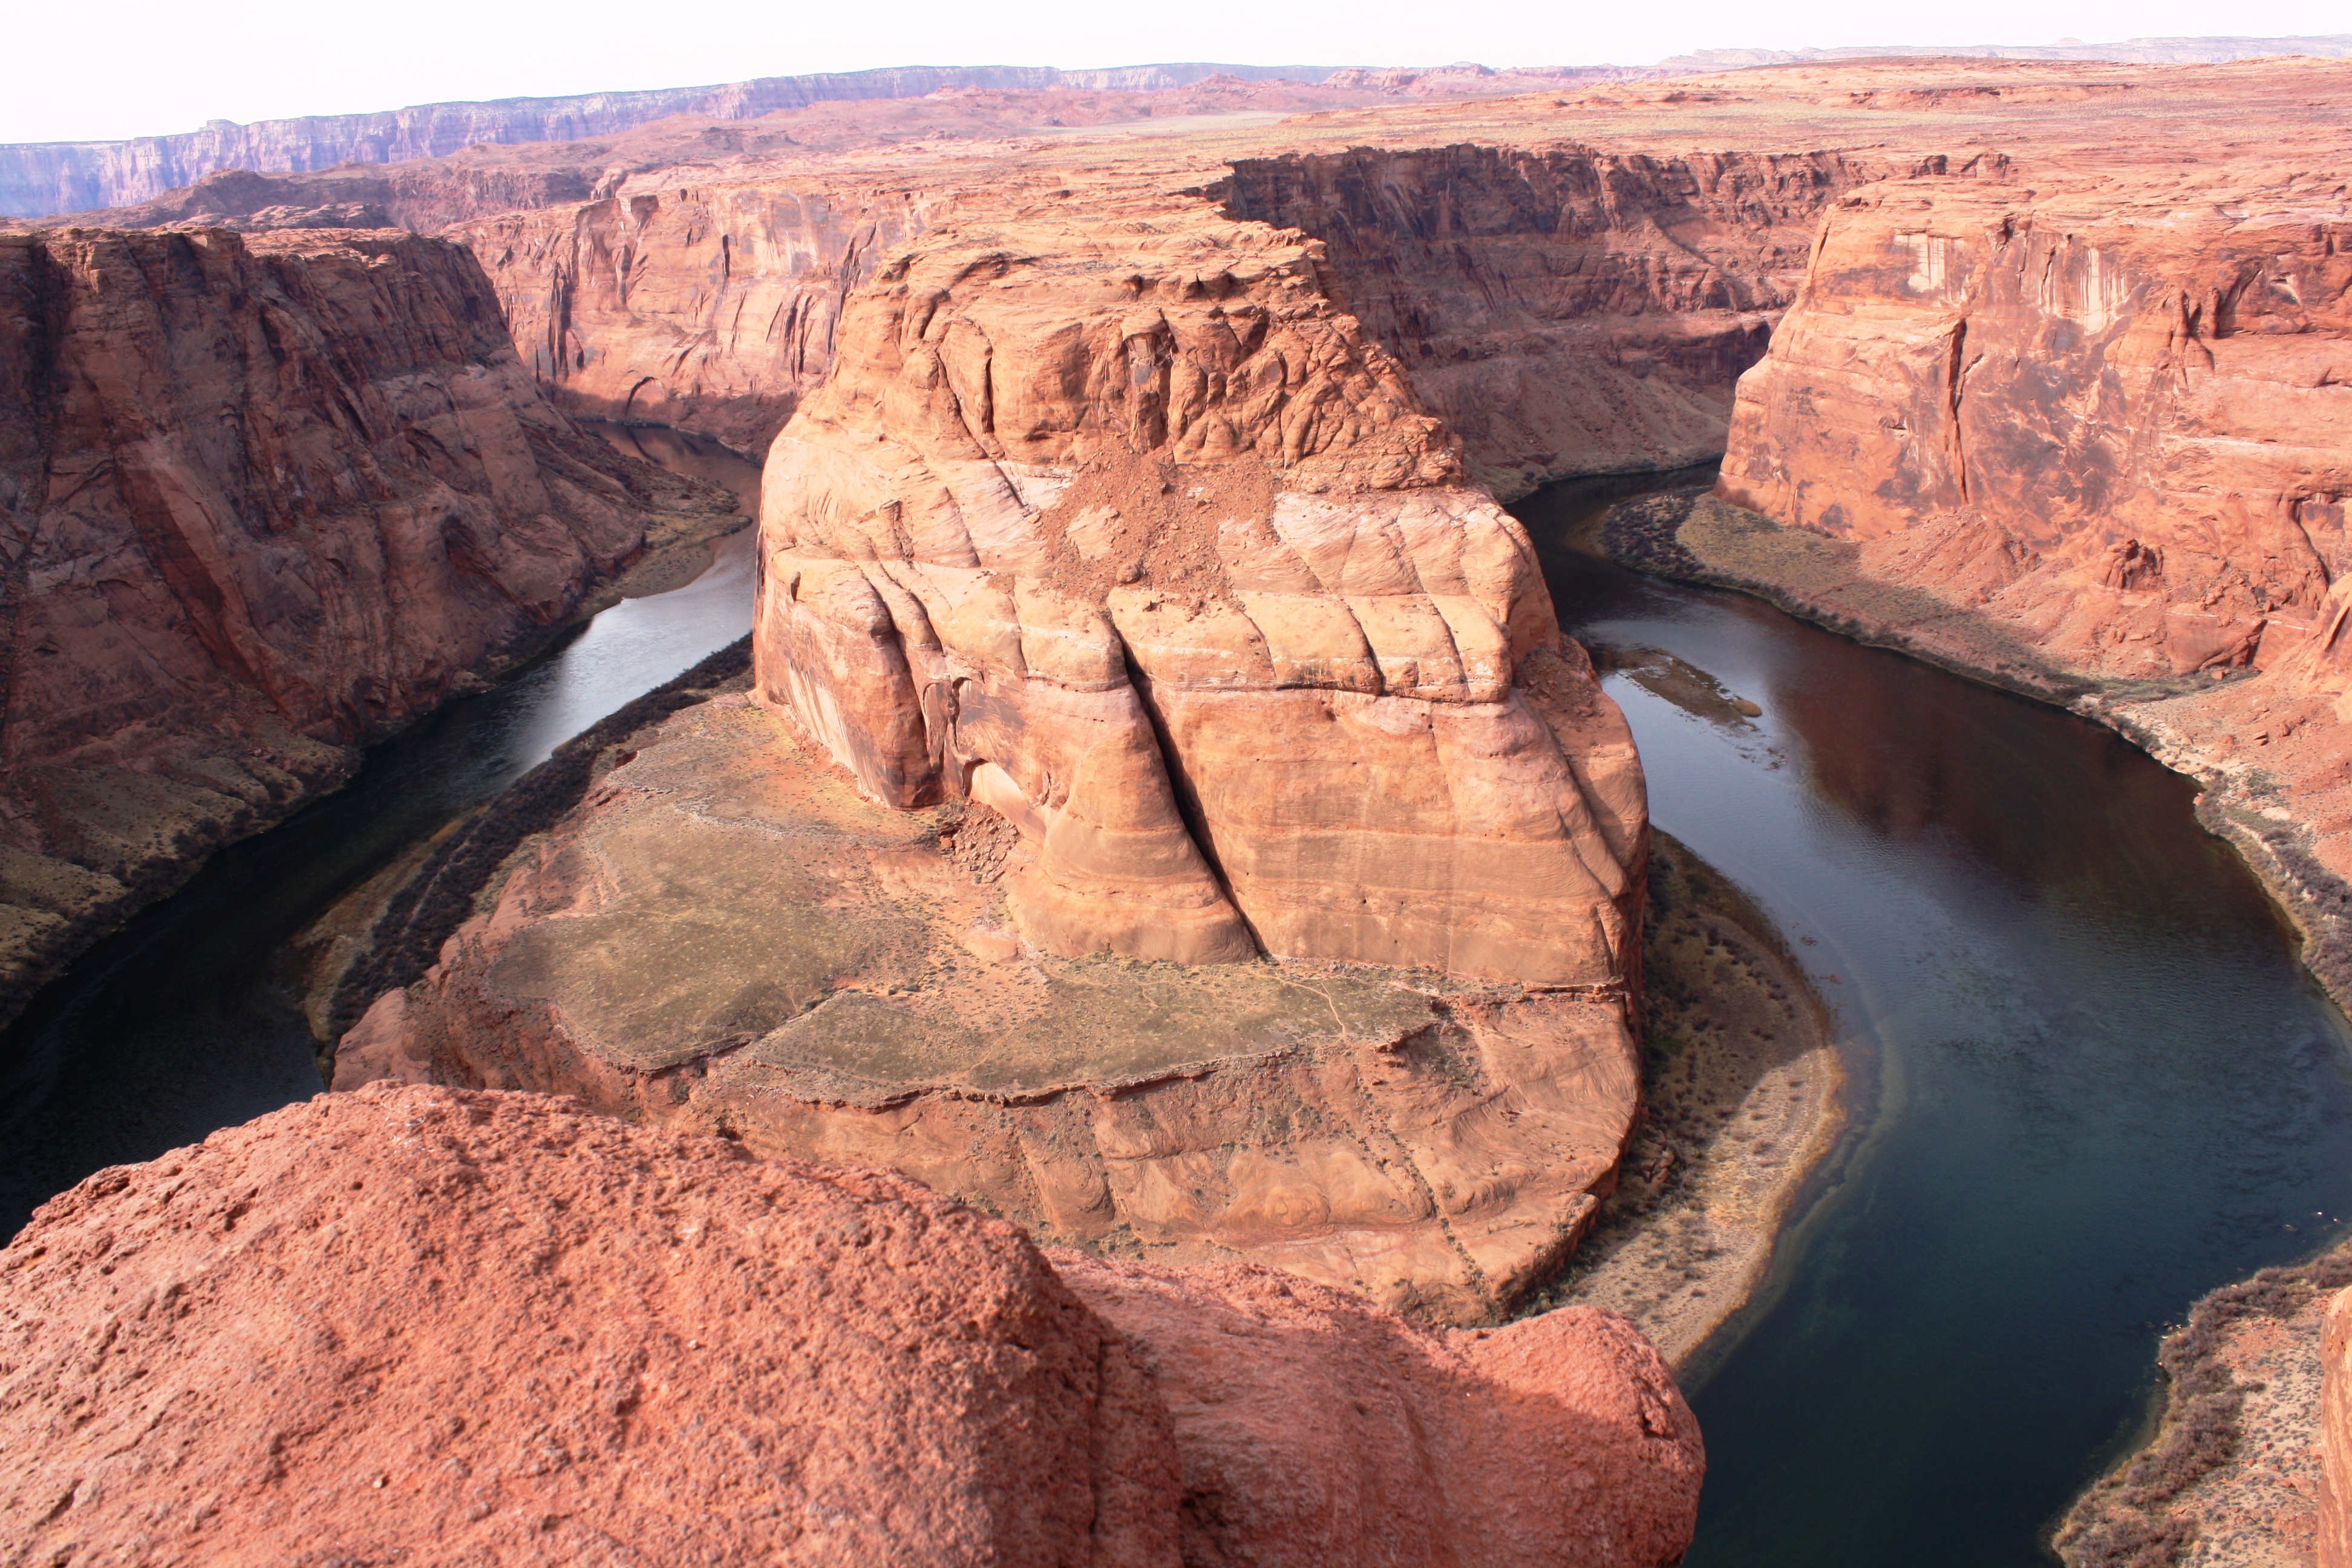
[0,1083,1707,1566]
[754,210,1646,981]
[2328,1287,2352,1568]
[0,226,733,1021]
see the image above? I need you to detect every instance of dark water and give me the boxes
[0,424,760,1239]
[1515,472,2352,1566]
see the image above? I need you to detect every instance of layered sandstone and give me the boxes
[0,1083,1705,1566]
[2327,1287,2352,1568]
[754,205,1646,981]
[1214,143,1877,495]
[0,226,736,1019]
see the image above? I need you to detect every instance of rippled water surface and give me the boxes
[1516,473,2352,1566]
[0,425,760,1237]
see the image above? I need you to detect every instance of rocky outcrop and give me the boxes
[2054,1246,2352,1566]
[1214,143,1882,496]
[0,226,734,1021]
[0,1083,1706,1566]
[755,203,1646,982]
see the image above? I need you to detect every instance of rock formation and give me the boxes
[0,1083,1707,1566]
[0,226,736,1021]
[755,204,1646,979]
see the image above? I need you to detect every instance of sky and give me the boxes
[7,0,2350,143]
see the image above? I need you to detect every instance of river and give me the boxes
[5,447,2348,1563]
[1517,471,2352,1566]
[0,423,762,1238]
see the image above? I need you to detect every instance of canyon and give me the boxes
[5,42,2352,1566]
[0,63,1648,221]
[0,226,738,1024]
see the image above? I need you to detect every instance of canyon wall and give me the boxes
[0,226,730,1020]
[1699,146,2352,992]
[0,1084,1705,1566]
[1215,143,1884,495]
[2327,1286,2352,1568]
[1717,171,2352,682]
[439,136,1880,482]
[452,178,937,454]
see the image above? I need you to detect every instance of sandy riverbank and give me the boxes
[1528,831,1847,1370]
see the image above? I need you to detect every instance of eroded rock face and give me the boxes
[1695,81,2352,998]
[0,1084,1705,1567]
[0,226,731,1019]
[754,210,1647,985]
[1057,1252,1705,1568]
[348,695,1641,1322]
[1717,172,2352,683]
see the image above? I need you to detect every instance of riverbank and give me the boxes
[2055,1242,2352,1567]
[1599,488,2352,1020]
[1527,830,1846,1371]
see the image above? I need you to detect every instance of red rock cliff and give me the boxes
[0,226,724,1018]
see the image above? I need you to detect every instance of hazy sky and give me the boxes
[8,0,2349,143]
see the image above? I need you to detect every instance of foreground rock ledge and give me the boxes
[342,695,1640,1323]
[0,1085,1704,1567]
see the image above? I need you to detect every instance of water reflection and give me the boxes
[0,427,762,1238]
[1517,474,2352,1567]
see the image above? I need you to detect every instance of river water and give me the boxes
[0,424,762,1238]
[5,445,2348,1562]
[1517,472,2352,1566]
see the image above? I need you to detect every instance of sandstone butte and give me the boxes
[0,227,739,1024]
[340,186,1656,1319]
[0,1083,1707,1567]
